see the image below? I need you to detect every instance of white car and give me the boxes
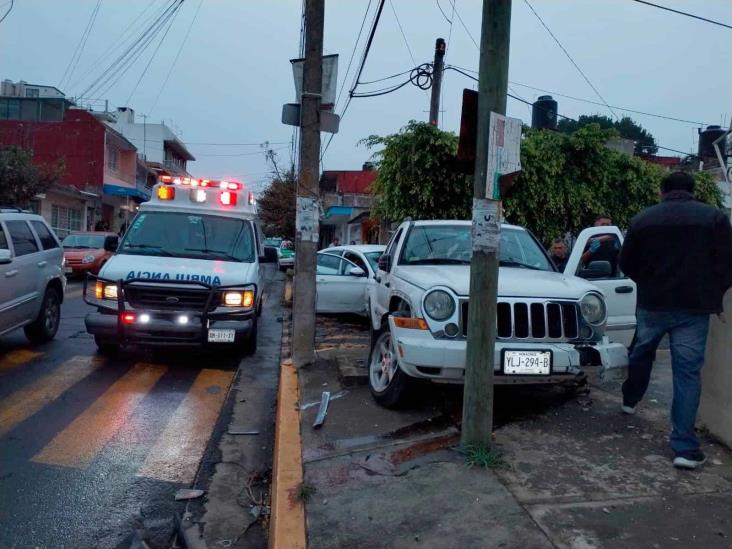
[0,209,66,343]
[368,219,629,407]
[316,245,385,314]
[84,177,269,355]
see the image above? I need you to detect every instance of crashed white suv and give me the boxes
[368,220,628,407]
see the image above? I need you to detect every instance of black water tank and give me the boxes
[531,95,558,130]
[698,125,726,163]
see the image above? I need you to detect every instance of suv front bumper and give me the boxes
[388,316,628,384]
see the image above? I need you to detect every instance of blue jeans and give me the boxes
[622,308,710,456]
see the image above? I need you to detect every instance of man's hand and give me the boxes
[589,239,601,253]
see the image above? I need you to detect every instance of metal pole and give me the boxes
[292,0,324,368]
[429,38,446,126]
[461,0,512,450]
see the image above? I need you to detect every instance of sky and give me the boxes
[1,0,731,194]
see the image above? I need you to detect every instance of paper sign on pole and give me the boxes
[485,113,522,200]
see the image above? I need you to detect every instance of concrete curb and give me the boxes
[269,282,307,549]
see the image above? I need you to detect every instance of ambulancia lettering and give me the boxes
[125,271,222,286]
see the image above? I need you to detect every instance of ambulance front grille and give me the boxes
[125,286,211,311]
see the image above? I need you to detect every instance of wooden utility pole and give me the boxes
[429,38,446,126]
[461,0,512,449]
[292,0,324,368]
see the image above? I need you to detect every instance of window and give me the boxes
[31,221,59,250]
[316,253,343,275]
[40,99,64,122]
[25,88,39,98]
[51,205,82,239]
[0,224,8,250]
[20,99,39,121]
[0,98,20,120]
[6,220,39,256]
[106,145,119,171]
[344,251,367,272]
[578,234,624,279]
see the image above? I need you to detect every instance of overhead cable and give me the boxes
[335,0,373,111]
[630,0,732,30]
[59,0,103,90]
[0,0,13,24]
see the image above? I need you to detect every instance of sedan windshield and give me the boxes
[62,234,106,249]
[399,225,553,271]
[119,212,255,262]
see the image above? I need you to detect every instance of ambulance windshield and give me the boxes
[119,212,255,263]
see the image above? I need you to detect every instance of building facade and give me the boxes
[319,166,378,247]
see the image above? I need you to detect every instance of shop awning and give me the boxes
[103,184,150,202]
[323,206,353,219]
[347,211,370,225]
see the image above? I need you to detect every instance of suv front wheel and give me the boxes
[368,321,409,408]
[25,287,61,343]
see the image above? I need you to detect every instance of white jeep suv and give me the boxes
[0,209,66,342]
[368,219,628,407]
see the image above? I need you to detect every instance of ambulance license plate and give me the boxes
[208,329,236,343]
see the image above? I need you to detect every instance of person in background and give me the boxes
[548,238,569,271]
[329,237,340,248]
[619,171,732,470]
[581,214,620,273]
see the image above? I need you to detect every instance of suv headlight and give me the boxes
[423,290,455,321]
[82,254,95,264]
[95,280,119,300]
[580,293,606,325]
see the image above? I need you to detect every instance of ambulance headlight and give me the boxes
[222,288,255,309]
[95,280,119,300]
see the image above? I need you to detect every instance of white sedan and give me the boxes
[316,244,385,314]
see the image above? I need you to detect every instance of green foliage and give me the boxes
[362,121,472,221]
[505,125,723,245]
[257,169,296,238]
[0,146,65,205]
[557,114,658,155]
[463,445,505,469]
[295,482,316,504]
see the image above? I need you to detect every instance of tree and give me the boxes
[504,124,722,244]
[0,146,65,205]
[557,114,658,155]
[258,170,296,237]
[362,121,472,221]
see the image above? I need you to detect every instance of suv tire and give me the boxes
[24,287,61,343]
[368,321,409,408]
[94,336,120,356]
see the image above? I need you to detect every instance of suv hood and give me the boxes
[397,265,601,300]
[98,254,257,287]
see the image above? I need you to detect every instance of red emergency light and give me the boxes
[159,175,173,184]
[121,312,136,324]
[219,190,237,206]
[220,180,242,191]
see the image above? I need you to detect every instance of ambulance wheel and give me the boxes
[242,316,258,355]
[95,336,120,356]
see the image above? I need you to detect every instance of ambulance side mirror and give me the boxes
[104,236,119,252]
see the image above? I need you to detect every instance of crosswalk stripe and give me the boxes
[0,349,43,371]
[137,368,235,483]
[0,356,103,437]
[32,363,167,468]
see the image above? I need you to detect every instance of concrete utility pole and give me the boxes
[292,0,324,368]
[429,38,446,126]
[461,0,512,449]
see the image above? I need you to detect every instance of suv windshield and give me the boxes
[62,234,106,249]
[399,225,553,271]
[119,212,255,262]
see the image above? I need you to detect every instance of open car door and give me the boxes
[316,252,369,314]
[564,226,637,347]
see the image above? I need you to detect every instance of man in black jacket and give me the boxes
[619,171,732,469]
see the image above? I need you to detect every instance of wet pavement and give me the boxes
[0,269,282,549]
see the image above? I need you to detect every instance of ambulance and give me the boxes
[84,176,270,355]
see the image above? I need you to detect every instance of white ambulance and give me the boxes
[84,176,272,354]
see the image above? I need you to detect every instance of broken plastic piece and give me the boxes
[228,430,260,435]
[174,488,205,501]
[313,391,330,429]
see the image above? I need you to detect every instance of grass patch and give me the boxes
[463,445,505,469]
[295,482,317,504]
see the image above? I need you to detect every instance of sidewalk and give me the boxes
[294,316,732,549]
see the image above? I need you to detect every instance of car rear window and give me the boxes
[6,220,40,256]
[31,220,59,250]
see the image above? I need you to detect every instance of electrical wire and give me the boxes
[630,0,732,30]
[351,0,387,92]
[524,0,618,120]
[0,0,13,24]
[435,0,452,24]
[149,0,204,115]
[358,69,413,85]
[59,0,103,90]
[388,0,417,67]
[335,0,373,112]
[195,146,290,158]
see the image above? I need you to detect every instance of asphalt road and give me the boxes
[0,270,283,549]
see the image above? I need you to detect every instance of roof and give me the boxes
[410,219,524,230]
[322,245,386,254]
[641,155,682,168]
[321,170,376,194]
[164,138,195,161]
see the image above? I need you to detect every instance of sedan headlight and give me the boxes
[222,289,255,309]
[423,290,455,321]
[580,293,606,325]
[95,280,119,300]
[82,254,95,264]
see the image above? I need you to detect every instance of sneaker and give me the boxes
[621,403,636,415]
[673,450,707,470]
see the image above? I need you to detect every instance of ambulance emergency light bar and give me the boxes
[156,175,255,208]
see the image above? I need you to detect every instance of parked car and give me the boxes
[367,219,629,407]
[0,208,66,342]
[62,231,118,277]
[263,237,283,250]
[277,240,295,271]
[316,244,385,314]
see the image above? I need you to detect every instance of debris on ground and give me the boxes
[313,391,330,429]
[174,489,205,501]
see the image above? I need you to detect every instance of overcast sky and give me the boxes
[1,0,730,193]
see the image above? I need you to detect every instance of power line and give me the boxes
[523,0,618,120]
[59,0,103,90]
[0,0,13,24]
[351,0,387,91]
[358,69,412,85]
[195,146,290,158]
[630,0,732,31]
[149,0,204,115]
[388,0,416,67]
[335,0,373,111]
[435,0,452,24]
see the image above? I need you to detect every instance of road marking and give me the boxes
[137,368,235,483]
[0,356,104,437]
[32,363,167,468]
[0,349,43,371]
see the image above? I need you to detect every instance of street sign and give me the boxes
[281,103,340,134]
[485,112,522,200]
[290,54,339,110]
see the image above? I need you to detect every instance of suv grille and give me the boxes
[125,286,212,311]
[462,300,579,340]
